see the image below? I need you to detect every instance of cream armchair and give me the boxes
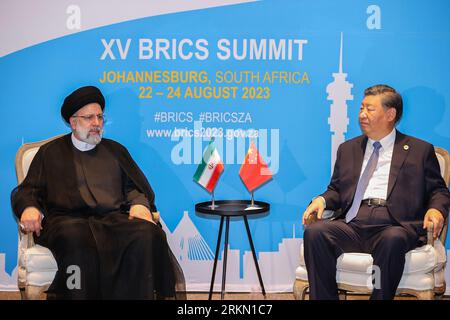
[294,147,450,300]
[15,135,63,299]
[15,135,160,299]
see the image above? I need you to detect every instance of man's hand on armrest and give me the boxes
[423,208,444,240]
[129,204,156,225]
[20,207,43,237]
[302,196,326,225]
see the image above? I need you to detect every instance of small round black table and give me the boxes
[195,200,270,300]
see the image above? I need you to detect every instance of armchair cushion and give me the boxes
[19,244,57,287]
[297,239,446,290]
[298,240,445,275]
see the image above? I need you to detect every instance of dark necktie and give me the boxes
[346,141,382,223]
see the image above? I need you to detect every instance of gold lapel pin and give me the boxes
[403,144,409,150]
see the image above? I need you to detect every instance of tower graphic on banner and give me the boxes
[326,32,354,173]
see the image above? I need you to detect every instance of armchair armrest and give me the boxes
[304,209,343,225]
[18,227,36,249]
[427,222,434,246]
[425,215,448,247]
[152,211,160,223]
[304,212,318,225]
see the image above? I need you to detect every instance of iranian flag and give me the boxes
[239,141,273,192]
[193,141,224,193]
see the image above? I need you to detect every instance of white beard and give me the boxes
[74,123,103,145]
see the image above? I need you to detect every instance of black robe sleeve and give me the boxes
[11,146,47,219]
[125,175,151,209]
[103,139,158,212]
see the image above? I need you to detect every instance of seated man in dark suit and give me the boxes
[12,86,185,299]
[302,84,450,300]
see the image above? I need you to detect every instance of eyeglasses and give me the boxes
[72,114,106,123]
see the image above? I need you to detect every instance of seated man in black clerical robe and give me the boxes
[11,85,185,299]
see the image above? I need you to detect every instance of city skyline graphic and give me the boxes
[161,211,302,291]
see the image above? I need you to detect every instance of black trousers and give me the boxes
[303,204,418,300]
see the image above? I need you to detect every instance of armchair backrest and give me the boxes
[15,135,65,184]
[435,147,450,187]
[14,134,65,248]
[434,147,450,245]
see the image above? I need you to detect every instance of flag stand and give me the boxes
[246,191,261,210]
[209,190,217,209]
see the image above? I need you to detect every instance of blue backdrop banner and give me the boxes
[1,0,449,292]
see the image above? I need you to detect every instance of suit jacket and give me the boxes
[321,131,450,239]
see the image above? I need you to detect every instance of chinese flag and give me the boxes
[239,141,273,192]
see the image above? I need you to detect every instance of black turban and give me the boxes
[61,86,105,123]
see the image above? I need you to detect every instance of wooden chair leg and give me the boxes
[434,284,446,298]
[338,290,347,300]
[412,290,434,300]
[293,279,309,300]
[434,293,443,300]
[19,287,27,300]
[25,285,47,300]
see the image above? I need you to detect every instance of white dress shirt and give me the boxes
[361,128,396,200]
